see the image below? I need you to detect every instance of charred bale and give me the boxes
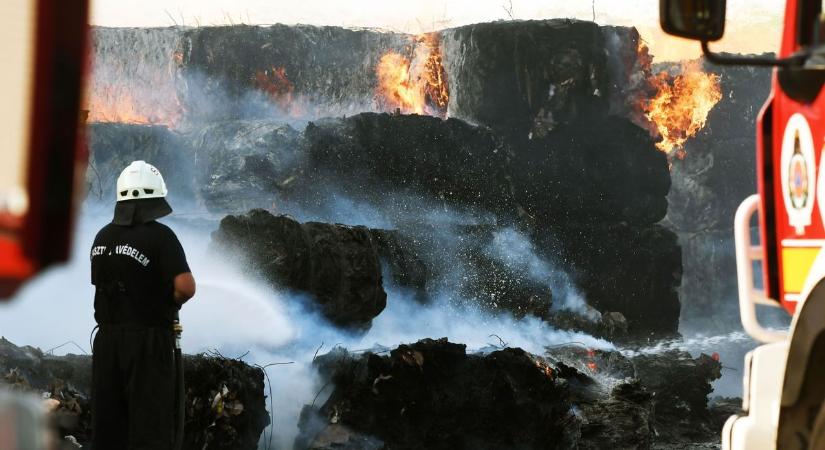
[297,338,578,450]
[449,225,556,320]
[0,338,93,444]
[631,350,722,442]
[305,111,670,227]
[368,229,430,297]
[86,123,196,205]
[183,120,304,212]
[211,209,387,329]
[708,397,742,432]
[442,20,637,139]
[577,380,654,450]
[370,224,559,320]
[546,344,724,446]
[305,113,514,218]
[538,223,682,338]
[0,338,269,450]
[514,114,671,226]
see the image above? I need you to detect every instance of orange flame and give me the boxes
[375,33,449,117]
[253,66,296,112]
[642,60,722,156]
[87,89,181,128]
[534,359,555,378]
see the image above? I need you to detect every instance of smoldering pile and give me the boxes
[0,337,268,449]
[295,338,730,449]
[75,17,750,449]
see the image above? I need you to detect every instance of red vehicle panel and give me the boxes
[760,0,825,314]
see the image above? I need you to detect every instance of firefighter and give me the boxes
[90,160,195,449]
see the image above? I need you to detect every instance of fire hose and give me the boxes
[173,313,185,450]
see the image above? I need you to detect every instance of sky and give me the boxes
[90,0,787,61]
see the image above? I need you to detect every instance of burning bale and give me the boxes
[375,33,450,117]
[88,20,651,127]
[0,338,269,450]
[211,210,388,330]
[296,338,656,450]
[179,25,409,121]
[88,27,184,127]
[659,58,774,331]
[641,60,723,156]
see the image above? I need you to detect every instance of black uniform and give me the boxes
[90,220,189,450]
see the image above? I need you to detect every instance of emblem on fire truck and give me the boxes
[789,132,809,209]
[781,113,816,235]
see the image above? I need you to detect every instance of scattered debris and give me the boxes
[0,337,269,450]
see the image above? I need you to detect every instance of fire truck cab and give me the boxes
[661,0,825,448]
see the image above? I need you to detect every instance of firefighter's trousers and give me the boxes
[91,325,176,450]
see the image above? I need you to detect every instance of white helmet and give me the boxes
[116,161,168,202]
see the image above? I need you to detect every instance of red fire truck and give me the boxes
[662,0,825,448]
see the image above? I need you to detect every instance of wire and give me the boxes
[89,325,99,354]
[312,342,324,361]
[45,340,89,356]
[545,341,591,349]
[253,363,276,450]
[259,362,294,369]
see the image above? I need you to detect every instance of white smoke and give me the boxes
[0,208,611,449]
[485,227,596,319]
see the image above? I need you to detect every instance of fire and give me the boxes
[375,33,449,117]
[376,53,421,113]
[586,349,598,373]
[86,89,181,128]
[534,359,555,378]
[253,66,296,112]
[642,59,722,156]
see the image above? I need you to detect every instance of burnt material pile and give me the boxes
[0,338,268,450]
[296,338,724,449]
[546,344,724,444]
[295,338,652,450]
[632,351,723,442]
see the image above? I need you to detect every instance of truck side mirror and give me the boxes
[660,0,726,42]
